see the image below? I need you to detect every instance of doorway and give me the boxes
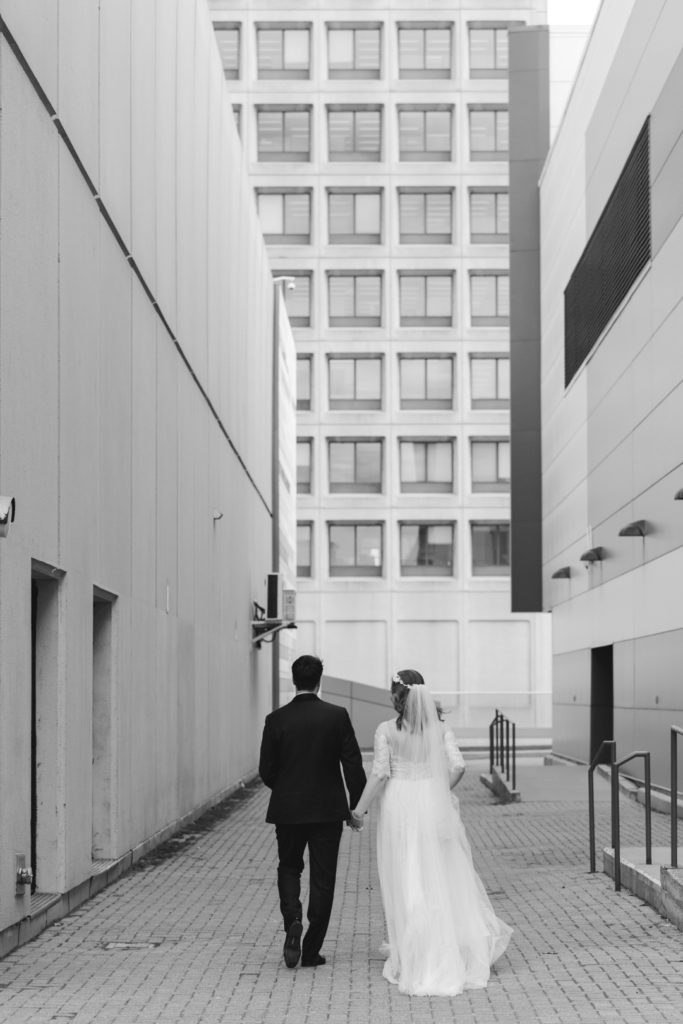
[92,589,116,860]
[590,644,613,764]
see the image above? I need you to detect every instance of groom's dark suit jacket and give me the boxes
[259,693,366,824]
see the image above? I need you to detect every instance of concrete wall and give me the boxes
[0,0,278,931]
[539,0,683,786]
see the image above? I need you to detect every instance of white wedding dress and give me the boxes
[371,699,512,997]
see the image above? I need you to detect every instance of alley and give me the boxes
[0,760,680,1024]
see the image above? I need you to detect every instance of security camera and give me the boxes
[286,280,296,291]
[0,496,16,538]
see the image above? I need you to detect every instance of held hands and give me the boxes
[347,810,364,832]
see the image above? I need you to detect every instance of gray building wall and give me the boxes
[509,26,549,613]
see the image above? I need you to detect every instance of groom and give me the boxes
[259,655,366,968]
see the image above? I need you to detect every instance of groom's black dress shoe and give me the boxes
[283,920,303,968]
[301,954,326,967]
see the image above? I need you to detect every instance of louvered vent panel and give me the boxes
[564,119,650,387]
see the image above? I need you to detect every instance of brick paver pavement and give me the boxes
[0,758,681,1024]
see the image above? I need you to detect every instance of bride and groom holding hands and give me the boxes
[258,654,512,998]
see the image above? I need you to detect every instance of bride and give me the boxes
[350,669,512,997]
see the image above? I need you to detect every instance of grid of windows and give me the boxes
[328,356,382,409]
[399,189,452,243]
[214,24,240,78]
[397,24,452,78]
[277,271,312,327]
[257,191,311,243]
[257,107,311,161]
[469,189,509,242]
[398,107,452,161]
[297,438,312,494]
[400,523,454,576]
[329,439,383,493]
[328,272,382,326]
[471,521,510,576]
[328,107,382,161]
[297,356,312,411]
[297,522,313,577]
[329,522,383,576]
[328,190,382,243]
[399,356,454,409]
[469,106,509,160]
[328,24,381,78]
[470,356,509,409]
[399,440,454,493]
[399,273,453,326]
[471,439,510,492]
[470,272,509,325]
[257,25,310,78]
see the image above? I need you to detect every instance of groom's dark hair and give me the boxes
[292,654,323,691]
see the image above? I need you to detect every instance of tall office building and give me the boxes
[209,0,551,729]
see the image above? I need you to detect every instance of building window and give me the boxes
[328,190,382,244]
[328,356,382,410]
[297,439,312,494]
[328,24,381,78]
[329,522,383,577]
[470,189,509,243]
[297,356,312,410]
[257,190,311,244]
[470,355,509,409]
[400,523,454,576]
[471,439,510,492]
[399,355,454,410]
[256,25,310,79]
[469,106,509,160]
[327,107,382,162]
[398,107,452,161]
[233,105,242,137]
[469,22,522,78]
[470,272,509,326]
[214,23,240,79]
[398,23,452,78]
[297,522,313,577]
[328,272,382,327]
[257,107,311,162]
[275,271,312,327]
[399,189,453,243]
[329,439,382,493]
[471,521,510,576]
[399,272,453,327]
[399,439,454,493]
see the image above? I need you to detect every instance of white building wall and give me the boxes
[0,0,278,930]
[210,0,552,731]
[540,0,683,782]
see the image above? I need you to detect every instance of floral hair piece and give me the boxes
[392,672,412,686]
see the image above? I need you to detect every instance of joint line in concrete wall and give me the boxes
[0,13,272,519]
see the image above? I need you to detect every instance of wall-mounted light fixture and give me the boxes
[212,509,223,521]
[675,488,683,501]
[580,546,604,564]
[551,566,571,579]
[618,519,647,537]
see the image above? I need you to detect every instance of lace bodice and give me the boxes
[372,719,465,780]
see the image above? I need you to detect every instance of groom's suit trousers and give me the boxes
[276,821,343,960]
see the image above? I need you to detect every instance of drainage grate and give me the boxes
[102,940,163,950]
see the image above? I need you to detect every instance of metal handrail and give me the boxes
[672,726,683,868]
[612,751,652,892]
[488,709,517,791]
[588,740,617,873]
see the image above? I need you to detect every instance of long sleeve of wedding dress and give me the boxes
[373,710,512,997]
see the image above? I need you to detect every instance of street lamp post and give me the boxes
[271,276,295,711]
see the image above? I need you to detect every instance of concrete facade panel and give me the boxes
[131,0,158,292]
[652,131,683,258]
[58,0,100,184]
[634,630,683,713]
[394,620,459,694]
[99,0,132,246]
[325,620,388,687]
